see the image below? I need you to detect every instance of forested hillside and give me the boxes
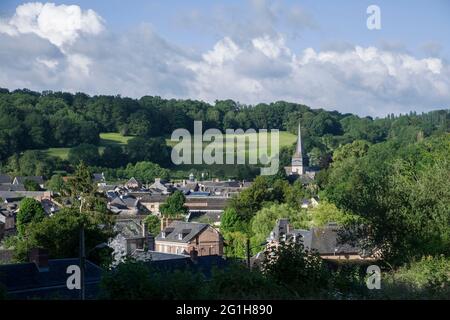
[0,87,448,178]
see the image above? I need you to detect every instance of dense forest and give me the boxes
[0,87,449,179]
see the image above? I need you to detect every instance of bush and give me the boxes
[262,241,331,297]
[376,256,450,299]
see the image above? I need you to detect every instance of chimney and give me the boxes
[29,248,49,271]
[189,248,198,263]
[160,217,166,231]
[155,178,161,184]
[147,234,155,251]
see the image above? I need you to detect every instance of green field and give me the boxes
[43,131,297,164]
[99,132,133,146]
[45,147,72,160]
[42,133,134,159]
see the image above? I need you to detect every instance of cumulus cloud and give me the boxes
[188,35,450,116]
[0,2,104,48]
[0,2,449,117]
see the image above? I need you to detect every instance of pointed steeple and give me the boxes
[296,122,303,156]
[291,121,304,175]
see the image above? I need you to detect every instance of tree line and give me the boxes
[1,88,448,168]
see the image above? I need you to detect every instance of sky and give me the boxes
[0,0,449,117]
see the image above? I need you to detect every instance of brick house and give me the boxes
[155,221,223,256]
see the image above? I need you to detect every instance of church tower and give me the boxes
[291,122,304,175]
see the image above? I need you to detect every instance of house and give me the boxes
[198,180,249,198]
[301,197,320,209]
[109,219,154,266]
[265,219,373,261]
[0,248,102,299]
[0,190,53,203]
[155,221,223,256]
[124,177,142,190]
[40,198,60,215]
[13,176,45,189]
[107,195,142,215]
[0,174,12,185]
[185,196,230,227]
[0,183,26,192]
[174,180,199,194]
[93,173,106,186]
[148,178,174,194]
[138,194,168,215]
[0,205,17,238]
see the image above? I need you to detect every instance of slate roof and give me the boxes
[0,191,51,202]
[186,191,211,197]
[185,197,229,211]
[268,220,359,255]
[0,174,12,184]
[132,250,189,262]
[125,177,142,188]
[0,184,26,192]
[200,181,241,188]
[14,176,44,185]
[0,258,102,299]
[114,219,144,239]
[130,253,230,279]
[307,226,360,255]
[109,195,139,209]
[93,173,105,183]
[137,194,169,203]
[155,221,209,243]
[0,191,24,202]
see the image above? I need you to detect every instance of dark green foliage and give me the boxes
[160,190,188,217]
[0,284,7,300]
[144,215,161,236]
[68,143,101,166]
[3,150,62,178]
[99,259,206,300]
[46,174,65,193]
[16,198,46,236]
[262,241,330,297]
[324,135,450,265]
[101,145,127,168]
[126,137,170,166]
[13,207,114,263]
[23,179,41,191]
[1,88,447,165]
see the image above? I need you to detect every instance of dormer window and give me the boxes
[161,231,166,238]
[178,233,183,240]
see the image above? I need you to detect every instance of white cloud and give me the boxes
[188,36,450,116]
[0,2,104,48]
[203,37,241,65]
[36,57,58,69]
[0,3,449,117]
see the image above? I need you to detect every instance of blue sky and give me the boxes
[0,1,449,116]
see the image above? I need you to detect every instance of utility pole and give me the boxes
[79,226,85,300]
[79,196,85,300]
[246,238,251,270]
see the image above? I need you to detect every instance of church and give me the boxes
[284,122,316,179]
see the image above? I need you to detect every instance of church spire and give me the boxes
[290,121,304,175]
[297,121,303,156]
